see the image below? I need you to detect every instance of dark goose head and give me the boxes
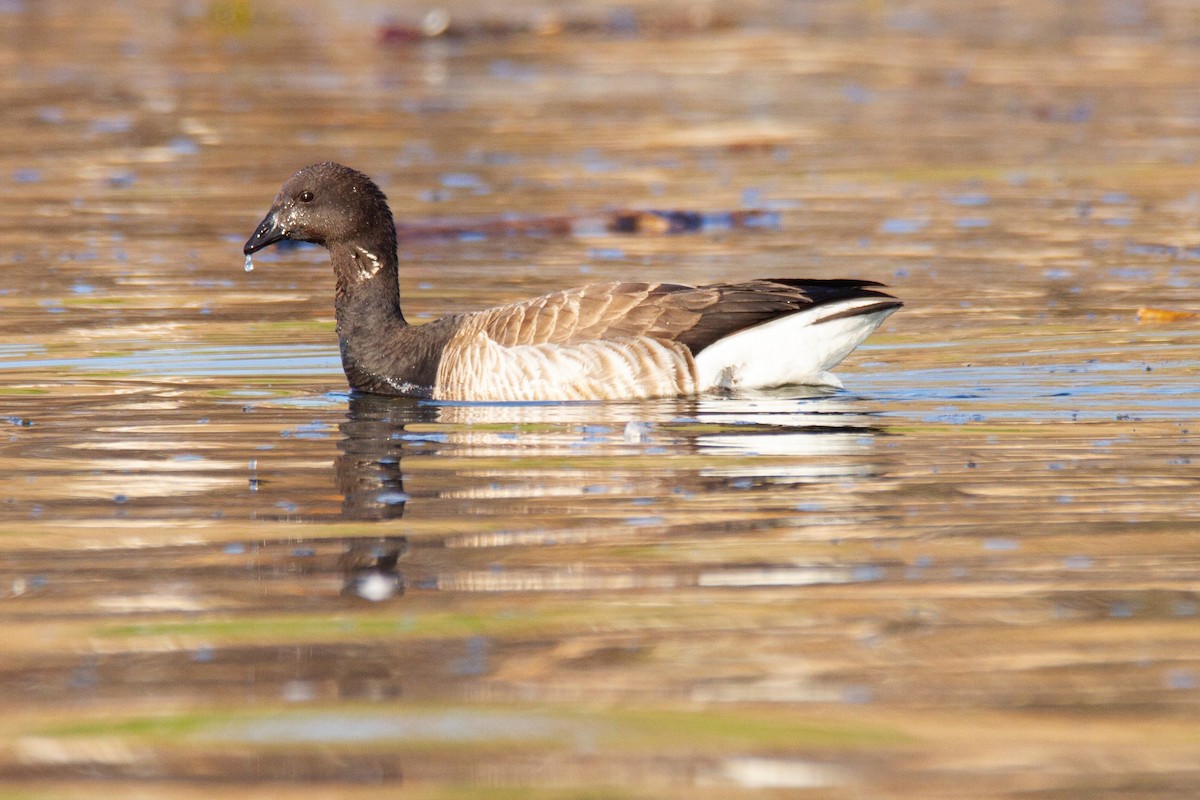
[244,162,397,260]
[244,162,444,395]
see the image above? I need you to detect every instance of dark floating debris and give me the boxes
[396,208,781,242]
[608,209,781,234]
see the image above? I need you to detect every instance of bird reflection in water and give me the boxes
[338,537,408,601]
[331,395,439,600]
[326,390,890,599]
[335,394,439,520]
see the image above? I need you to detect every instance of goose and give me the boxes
[243,162,901,401]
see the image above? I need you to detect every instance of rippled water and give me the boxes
[2,1,1200,797]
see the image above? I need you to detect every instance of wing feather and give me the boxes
[462,278,897,355]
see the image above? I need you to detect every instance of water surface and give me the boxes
[1,1,1199,798]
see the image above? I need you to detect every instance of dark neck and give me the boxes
[330,238,408,392]
[327,238,456,397]
[330,239,405,328]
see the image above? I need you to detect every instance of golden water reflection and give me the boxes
[1,0,1200,797]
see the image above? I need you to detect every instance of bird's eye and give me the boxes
[299,190,314,203]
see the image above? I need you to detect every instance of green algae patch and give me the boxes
[39,712,215,740]
[35,701,908,756]
[0,387,51,396]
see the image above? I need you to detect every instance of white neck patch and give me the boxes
[353,246,383,279]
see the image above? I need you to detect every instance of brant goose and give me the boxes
[244,162,901,401]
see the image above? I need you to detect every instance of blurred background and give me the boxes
[1,1,1199,798]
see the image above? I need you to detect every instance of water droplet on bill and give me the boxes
[244,254,254,272]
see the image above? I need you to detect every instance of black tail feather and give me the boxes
[682,278,900,355]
